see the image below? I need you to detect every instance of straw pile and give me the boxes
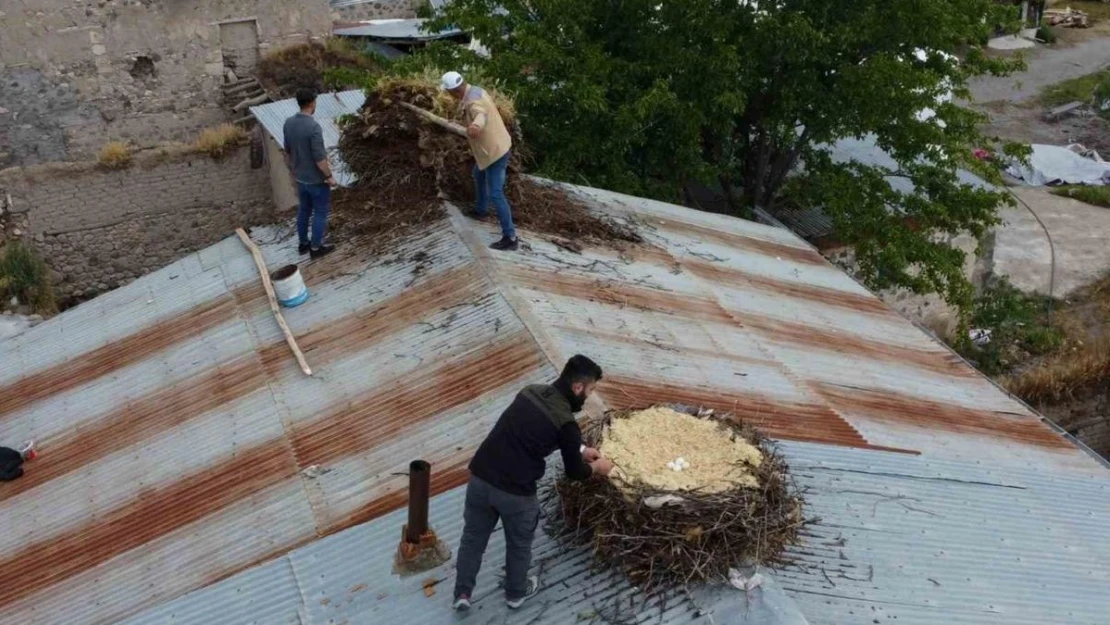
[333,75,641,248]
[545,405,805,590]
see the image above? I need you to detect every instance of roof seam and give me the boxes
[443,202,613,415]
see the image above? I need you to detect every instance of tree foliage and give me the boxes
[417,0,1024,310]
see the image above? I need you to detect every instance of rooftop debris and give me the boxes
[545,405,806,591]
[333,75,642,249]
[256,39,383,98]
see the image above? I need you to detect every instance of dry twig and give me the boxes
[542,405,807,593]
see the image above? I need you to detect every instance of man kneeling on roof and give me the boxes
[442,71,519,252]
[453,355,614,611]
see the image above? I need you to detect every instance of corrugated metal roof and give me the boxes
[1,180,1108,624]
[250,90,366,187]
[333,19,463,41]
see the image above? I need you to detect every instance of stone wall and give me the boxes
[0,145,274,302]
[331,0,423,21]
[0,0,332,167]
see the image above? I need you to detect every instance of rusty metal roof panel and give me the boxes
[116,465,811,625]
[3,180,1110,624]
[0,222,558,624]
[113,438,1110,625]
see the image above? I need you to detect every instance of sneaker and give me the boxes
[489,236,519,251]
[309,244,335,259]
[452,594,471,611]
[506,575,539,609]
[466,209,489,220]
[298,243,310,255]
[18,440,36,462]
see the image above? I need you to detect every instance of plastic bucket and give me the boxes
[271,264,309,308]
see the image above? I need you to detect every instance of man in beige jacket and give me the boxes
[442,71,518,251]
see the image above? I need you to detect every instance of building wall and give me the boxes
[0,146,275,303]
[266,134,299,211]
[331,0,424,21]
[0,0,333,167]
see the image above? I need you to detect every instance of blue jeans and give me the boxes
[296,182,331,249]
[473,151,516,240]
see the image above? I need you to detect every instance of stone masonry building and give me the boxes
[0,0,333,167]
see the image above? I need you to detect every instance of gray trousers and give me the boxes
[454,475,540,600]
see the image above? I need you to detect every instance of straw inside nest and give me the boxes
[544,406,806,590]
[333,76,642,250]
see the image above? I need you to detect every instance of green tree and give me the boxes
[420,0,1024,310]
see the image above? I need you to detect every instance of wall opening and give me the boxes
[219,19,261,77]
[129,56,156,79]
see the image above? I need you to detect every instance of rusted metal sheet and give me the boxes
[1,180,1106,625]
[813,382,1076,451]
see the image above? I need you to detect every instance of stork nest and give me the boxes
[543,405,807,591]
[333,81,641,250]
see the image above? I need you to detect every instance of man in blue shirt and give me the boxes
[283,88,336,258]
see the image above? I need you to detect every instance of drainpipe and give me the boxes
[394,459,450,575]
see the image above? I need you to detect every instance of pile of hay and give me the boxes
[332,74,641,248]
[545,406,805,590]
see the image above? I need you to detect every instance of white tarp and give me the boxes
[1007,144,1110,186]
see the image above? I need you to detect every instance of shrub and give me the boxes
[323,66,378,92]
[1003,337,1110,404]
[1036,26,1057,44]
[0,242,57,315]
[958,278,1064,376]
[193,124,248,158]
[98,141,132,169]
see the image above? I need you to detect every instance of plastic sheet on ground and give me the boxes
[1007,144,1110,186]
[689,570,811,624]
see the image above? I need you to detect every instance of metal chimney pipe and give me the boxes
[406,460,431,544]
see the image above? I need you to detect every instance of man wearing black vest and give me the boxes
[453,355,614,611]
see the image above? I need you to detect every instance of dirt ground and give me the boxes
[969,3,1110,149]
[979,101,1110,153]
[966,10,1110,459]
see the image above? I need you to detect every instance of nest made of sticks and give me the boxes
[543,405,807,591]
[332,78,641,249]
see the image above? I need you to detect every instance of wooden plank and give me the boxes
[235,228,313,376]
[1044,101,1084,121]
[398,102,467,137]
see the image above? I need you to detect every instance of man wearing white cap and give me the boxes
[442,71,518,251]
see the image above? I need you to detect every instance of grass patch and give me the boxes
[957,278,1065,376]
[1002,337,1110,403]
[997,271,1110,403]
[1062,0,1110,22]
[1040,69,1110,107]
[0,242,57,315]
[97,141,132,169]
[1050,184,1110,208]
[192,124,247,158]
